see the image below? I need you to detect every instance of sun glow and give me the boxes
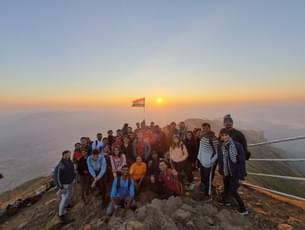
[156,97,163,104]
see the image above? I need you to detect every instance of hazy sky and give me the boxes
[1,0,305,108]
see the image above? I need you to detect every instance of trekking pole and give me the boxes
[208,166,213,197]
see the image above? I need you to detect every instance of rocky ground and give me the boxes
[0,173,305,230]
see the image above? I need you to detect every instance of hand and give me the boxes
[91,179,97,188]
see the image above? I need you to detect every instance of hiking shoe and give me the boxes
[238,209,249,216]
[65,204,73,210]
[59,215,75,224]
[218,200,231,207]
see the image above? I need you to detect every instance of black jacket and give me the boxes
[77,157,88,175]
[184,139,198,162]
[54,159,75,189]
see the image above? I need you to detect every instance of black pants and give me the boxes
[173,161,193,184]
[79,174,90,201]
[223,176,246,211]
[200,165,212,196]
[91,176,107,205]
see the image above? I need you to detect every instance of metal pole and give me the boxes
[248,136,305,147]
[241,181,305,202]
[249,158,305,162]
[247,172,305,181]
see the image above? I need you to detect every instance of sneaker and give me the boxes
[202,196,212,203]
[218,200,231,207]
[188,183,196,191]
[238,209,249,216]
[59,215,75,224]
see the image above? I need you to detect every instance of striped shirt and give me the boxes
[197,136,218,168]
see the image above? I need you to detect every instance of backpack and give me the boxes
[116,176,131,192]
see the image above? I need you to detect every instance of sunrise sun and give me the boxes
[156,97,163,104]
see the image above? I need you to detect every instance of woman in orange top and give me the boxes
[129,156,147,192]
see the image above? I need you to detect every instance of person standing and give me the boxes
[218,129,248,215]
[77,150,90,203]
[132,130,151,161]
[54,150,75,224]
[121,136,134,166]
[92,133,104,154]
[169,135,191,190]
[183,131,197,190]
[221,114,251,160]
[197,123,218,200]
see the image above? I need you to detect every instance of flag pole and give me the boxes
[143,98,146,124]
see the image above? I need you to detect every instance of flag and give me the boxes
[132,97,145,107]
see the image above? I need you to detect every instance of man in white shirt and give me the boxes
[92,133,104,153]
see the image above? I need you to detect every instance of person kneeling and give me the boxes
[106,165,136,216]
[159,160,182,199]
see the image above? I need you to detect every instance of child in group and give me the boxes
[129,156,147,192]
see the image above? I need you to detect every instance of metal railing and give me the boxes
[245,136,305,202]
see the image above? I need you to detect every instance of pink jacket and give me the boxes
[169,144,188,163]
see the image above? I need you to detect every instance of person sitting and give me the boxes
[106,165,136,216]
[87,149,107,208]
[159,160,182,199]
[129,156,147,192]
[110,145,127,177]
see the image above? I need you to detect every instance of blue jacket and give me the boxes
[87,154,107,181]
[54,159,75,189]
[111,176,135,199]
[218,141,246,180]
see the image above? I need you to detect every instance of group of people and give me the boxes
[54,114,250,224]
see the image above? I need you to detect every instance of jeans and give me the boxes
[223,176,246,211]
[58,184,72,216]
[106,197,136,216]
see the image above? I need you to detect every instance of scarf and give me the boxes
[222,140,238,176]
